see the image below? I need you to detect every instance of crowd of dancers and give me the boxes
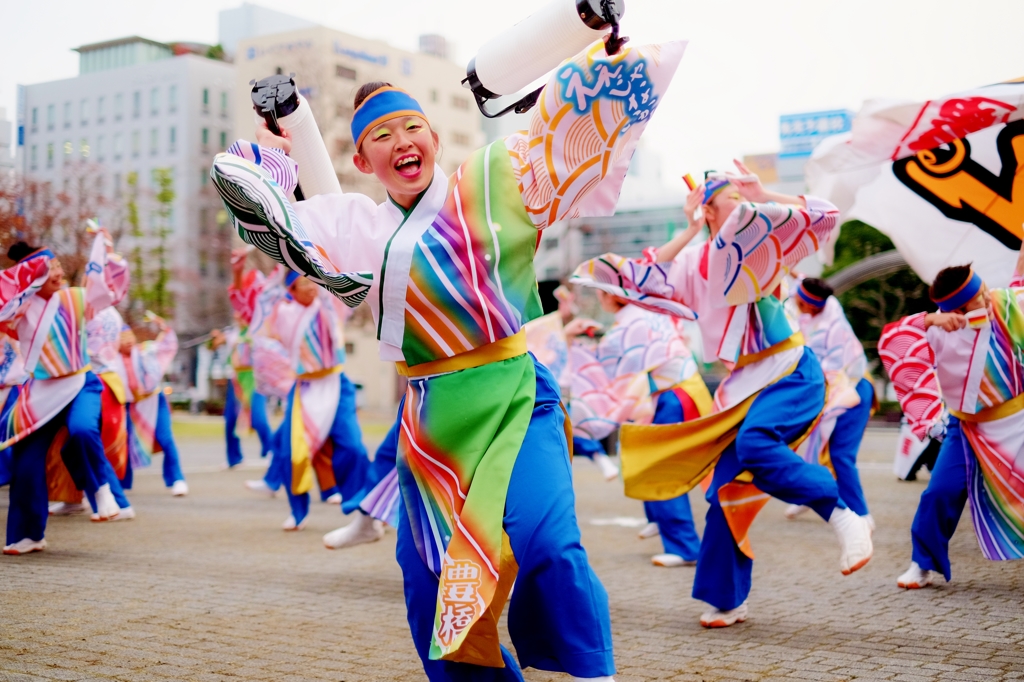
[2,33,1021,682]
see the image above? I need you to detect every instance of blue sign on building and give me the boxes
[779,109,852,157]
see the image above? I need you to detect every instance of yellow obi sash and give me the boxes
[297,364,343,382]
[950,391,1024,423]
[396,330,527,378]
[734,332,804,369]
[97,372,128,405]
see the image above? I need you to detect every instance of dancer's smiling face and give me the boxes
[353,115,439,210]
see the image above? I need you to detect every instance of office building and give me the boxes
[17,36,235,335]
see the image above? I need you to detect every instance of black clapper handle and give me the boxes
[250,74,305,201]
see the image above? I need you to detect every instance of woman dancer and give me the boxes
[571,165,873,627]
[221,249,276,468]
[253,272,369,530]
[566,289,712,567]
[212,37,684,681]
[120,316,187,496]
[1,232,129,554]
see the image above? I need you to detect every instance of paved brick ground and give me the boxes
[1,424,1022,681]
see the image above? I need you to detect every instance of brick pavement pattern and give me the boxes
[1,427,1022,681]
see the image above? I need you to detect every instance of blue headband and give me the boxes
[703,177,731,205]
[21,248,54,263]
[285,270,301,287]
[350,87,428,150]
[797,282,827,309]
[933,270,982,312]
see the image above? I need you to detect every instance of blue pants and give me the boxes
[571,436,605,460]
[225,379,274,467]
[693,349,840,611]
[644,389,701,561]
[276,374,369,524]
[7,373,126,543]
[910,416,967,581]
[829,377,873,516]
[342,400,402,516]
[121,394,186,490]
[396,359,614,681]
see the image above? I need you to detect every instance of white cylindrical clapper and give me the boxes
[466,0,623,99]
[274,95,342,197]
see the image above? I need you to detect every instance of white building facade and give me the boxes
[17,37,235,335]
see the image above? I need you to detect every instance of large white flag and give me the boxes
[806,80,1024,287]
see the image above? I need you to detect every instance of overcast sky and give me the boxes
[3,0,1022,179]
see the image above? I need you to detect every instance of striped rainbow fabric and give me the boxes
[34,288,89,380]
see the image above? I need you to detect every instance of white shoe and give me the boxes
[245,479,276,497]
[651,553,696,567]
[324,514,385,549]
[93,506,135,522]
[637,522,660,540]
[864,514,876,532]
[282,515,306,531]
[48,501,88,516]
[829,507,873,575]
[324,492,342,505]
[94,484,120,521]
[594,453,620,481]
[700,601,748,628]
[784,504,810,519]
[3,538,46,555]
[897,561,934,589]
[171,480,189,497]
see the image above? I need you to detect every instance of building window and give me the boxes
[47,104,55,130]
[132,91,141,118]
[150,128,159,155]
[81,138,90,158]
[80,99,89,125]
[113,173,122,197]
[63,140,72,160]
[220,91,228,117]
[131,130,140,157]
[544,237,560,251]
[430,89,438,103]
[168,85,178,113]
[46,143,54,168]
[30,107,38,132]
[63,101,71,128]
[96,96,105,123]
[335,64,356,80]
[168,127,177,153]
[219,131,227,149]
[201,128,209,150]
[113,132,123,159]
[202,88,209,113]
[30,145,37,170]
[451,95,469,110]
[114,94,123,121]
[150,87,159,116]
[200,168,208,186]
[96,135,105,160]
[452,132,470,146]
[199,249,208,276]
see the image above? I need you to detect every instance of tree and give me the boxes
[823,220,933,363]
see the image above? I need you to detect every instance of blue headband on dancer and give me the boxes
[796,281,827,309]
[933,269,983,312]
[350,87,428,150]
[285,270,301,287]
[702,175,732,205]
[20,248,55,264]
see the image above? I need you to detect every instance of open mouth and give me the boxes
[394,154,422,179]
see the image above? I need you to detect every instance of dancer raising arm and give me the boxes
[571,163,873,628]
[212,37,685,682]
